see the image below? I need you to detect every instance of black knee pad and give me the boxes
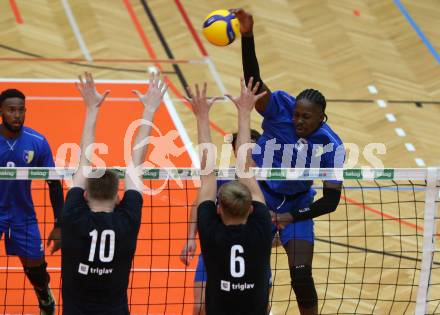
[290,265,318,308]
[24,262,50,289]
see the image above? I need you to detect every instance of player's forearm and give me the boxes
[196,115,213,170]
[236,111,252,174]
[196,115,216,202]
[131,109,155,167]
[187,203,199,239]
[289,188,341,221]
[242,35,263,89]
[47,180,64,227]
[78,108,99,167]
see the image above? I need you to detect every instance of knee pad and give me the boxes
[290,265,318,308]
[24,262,50,289]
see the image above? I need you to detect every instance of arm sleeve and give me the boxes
[47,180,64,227]
[242,36,263,90]
[289,187,341,221]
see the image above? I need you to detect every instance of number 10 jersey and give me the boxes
[61,187,143,315]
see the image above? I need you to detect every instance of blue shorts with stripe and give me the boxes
[0,220,44,259]
[260,185,316,245]
[194,254,273,286]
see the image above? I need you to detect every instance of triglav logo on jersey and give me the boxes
[23,150,34,164]
[221,280,231,292]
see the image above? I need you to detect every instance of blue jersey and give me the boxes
[0,126,55,224]
[252,91,345,195]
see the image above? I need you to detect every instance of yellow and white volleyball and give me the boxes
[202,10,240,46]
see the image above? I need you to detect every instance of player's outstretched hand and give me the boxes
[132,72,168,113]
[229,8,254,35]
[76,72,110,109]
[47,227,61,255]
[180,239,197,266]
[225,77,267,114]
[186,83,221,119]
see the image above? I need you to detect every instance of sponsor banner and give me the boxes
[28,169,49,179]
[0,169,17,179]
[343,169,363,179]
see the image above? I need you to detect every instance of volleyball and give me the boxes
[202,10,240,46]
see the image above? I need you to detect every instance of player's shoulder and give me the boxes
[21,126,48,143]
[270,90,296,106]
[312,123,343,146]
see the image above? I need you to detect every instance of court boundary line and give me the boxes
[163,86,199,168]
[0,78,197,166]
[174,0,227,94]
[60,0,93,62]
[8,0,23,24]
[122,0,227,136]
[0,266,195,272]
[394,0,440,65]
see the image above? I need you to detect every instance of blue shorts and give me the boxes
[261,187,316,245]
[195,254,273,286]
[0,220,44,259]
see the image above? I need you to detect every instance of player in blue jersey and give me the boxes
[0,89,64,315]
[180,130,263,315]
[233,9,345,315]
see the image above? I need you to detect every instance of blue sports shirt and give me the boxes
[0,126,55,224]
[252,91,345,195]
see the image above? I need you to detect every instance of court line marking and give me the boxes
[173,0,226,94]
[395,127,406,137]
[0,57,204,64]
[0,78,149,83]
[385,113,396,122]
[405,143,416,152]
[148,66,199,167]
[415,158,425,167]
[8,0,23,24]
[377,99,387,108]
[0,266,195,272]
[341,195,423,232]
[0,78,197,166]
[394,0,440,65]
[122,0,227,136]
[368,85,378,94]
[60,0,93,62]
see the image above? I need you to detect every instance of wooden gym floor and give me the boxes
[0,0,439,314]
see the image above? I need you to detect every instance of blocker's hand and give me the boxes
[180,239,197,266]
[47,227,61,255]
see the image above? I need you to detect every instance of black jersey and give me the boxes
[197,200,272,315]
[61,187,142,315]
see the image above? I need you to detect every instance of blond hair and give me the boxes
[218,181,252,219]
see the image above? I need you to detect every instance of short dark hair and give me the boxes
[86,170,119,201]
[231,129,261,151]
[296,88,327,122]
[0,89,26,105]
[218,181,252,219]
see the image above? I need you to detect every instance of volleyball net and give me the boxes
[0,167,438,315]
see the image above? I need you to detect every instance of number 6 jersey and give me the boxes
[61,187,143,315]
[197,200,272,315]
